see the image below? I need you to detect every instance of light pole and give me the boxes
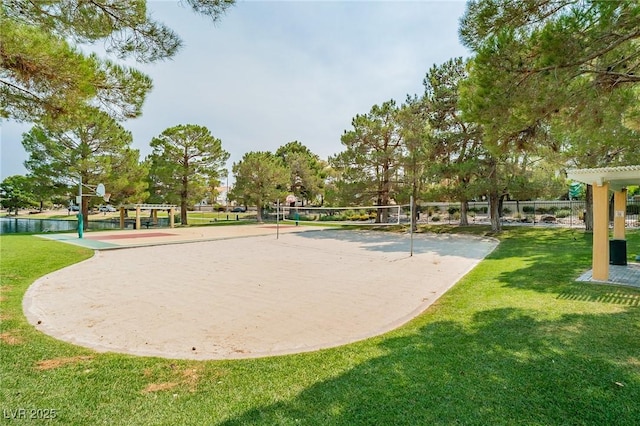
[77,176,83,238]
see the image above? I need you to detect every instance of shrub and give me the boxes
[535,207,549,214]
[522,206,535,213]
[627,204,640,214]
[431,215,441,222]
[556,209,572,218]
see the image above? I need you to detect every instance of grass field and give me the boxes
[1,227,639,425]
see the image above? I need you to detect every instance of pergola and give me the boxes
[566,165,640,282]
[118,203,177,230]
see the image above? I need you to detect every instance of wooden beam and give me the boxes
[613,188,627,240]
[592,182,609,281]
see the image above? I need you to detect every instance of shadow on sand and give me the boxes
[294,228,498,260]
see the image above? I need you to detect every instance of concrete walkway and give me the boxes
[576,263,640,288]
[25,228,498,360]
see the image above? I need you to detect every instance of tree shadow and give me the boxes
[295,228,497,260]
[220,307,640,425]
[493,228,640,299]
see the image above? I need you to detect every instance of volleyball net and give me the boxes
[273,204,412,226]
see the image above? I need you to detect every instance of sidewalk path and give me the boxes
[25,228,498,360]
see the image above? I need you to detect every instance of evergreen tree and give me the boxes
[22,108,147,228]
[2,0,234,122]
[0,175,37,214]
[275,141,326,206]
[331,100,404,222]
[230,151,288,222]
[148,124,229,225]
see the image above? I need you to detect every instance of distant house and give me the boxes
[194,185,232,208]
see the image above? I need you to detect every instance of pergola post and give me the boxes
[135,206,141,231]
[119,207,125,230]
[592,182,609,281]
[566,165,639,283]
[169,208,175,228]
[613,188,627,240]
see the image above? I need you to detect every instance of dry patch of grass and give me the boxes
[35,355,94,370]
[0,332,22,345]
[142,382,179,393]
[142,363,204,394]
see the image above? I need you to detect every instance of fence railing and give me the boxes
[417,200,640,228]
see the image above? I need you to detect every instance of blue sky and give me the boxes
[0,0,470,180]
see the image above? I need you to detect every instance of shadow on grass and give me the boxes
[221,308,640,425]
[557,286,640,306]
[493,229,640,300]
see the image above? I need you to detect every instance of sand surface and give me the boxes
[24,228,497,360]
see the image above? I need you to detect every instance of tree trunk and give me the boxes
[489,191,502,233]
[256,199,263,222]
[487,159,501,233]
[584,184,593,231]
[82,193,89,230]
[498,194,506,218]
[460,199,469,226]
[180,199,188,225]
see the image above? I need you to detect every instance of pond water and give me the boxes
[0,217,170,234]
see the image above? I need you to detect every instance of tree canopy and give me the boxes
[276,141,326,206]
[148,124,229,225]
[230,151,288,222]
[21,108,147,227]
[1,0,234,122]
[459,0,640,149]
[330,100,404,222]
[0,175,37,214]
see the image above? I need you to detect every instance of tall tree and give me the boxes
[148,124,229,225]
[0,175,37,214]
[230,151,288,222]
[22,108,147,228]
[1,0,234,122]
[422,57,486,226]
[330,100,404,222]
[396,98,431,230]
[275,141,325,206]
[458,1,640,231]
[24,171,68,211]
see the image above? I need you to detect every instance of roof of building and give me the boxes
[566,165,640,190]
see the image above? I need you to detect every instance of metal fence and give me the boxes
[418,200,640,228]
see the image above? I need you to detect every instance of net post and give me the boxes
[276,199,280,240]
[410,196,414,257]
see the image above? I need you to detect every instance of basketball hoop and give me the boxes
[96,183,105,197]
[103,193,111,202]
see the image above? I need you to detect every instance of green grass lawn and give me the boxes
[1,228,638,425]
